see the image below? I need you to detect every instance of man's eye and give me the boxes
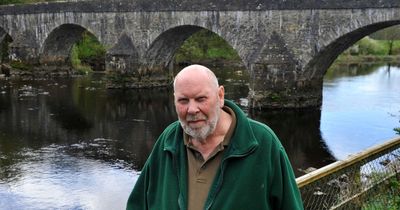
[197,97,207,102]
[178,98,189,104]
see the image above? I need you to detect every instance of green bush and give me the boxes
[70,31,106,74]
[362,176,400,210]
[357,37,388,56]
[392,40,400,55]
[70,44,92,75]
[76,32,106,60]
[174,29,240,63]
[342,37,400,59]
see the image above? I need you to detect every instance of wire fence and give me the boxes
[296,137,400,210]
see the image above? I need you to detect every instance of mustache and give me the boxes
[186,114,207,121]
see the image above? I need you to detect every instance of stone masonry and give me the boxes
[0,0,399,109]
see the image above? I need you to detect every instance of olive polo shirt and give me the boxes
[184,106,237,210]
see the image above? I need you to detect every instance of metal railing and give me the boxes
[296,137,400,210]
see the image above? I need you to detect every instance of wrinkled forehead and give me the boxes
[174,74,213,95]
[174,66,218,92]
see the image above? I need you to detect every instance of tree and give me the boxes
[370,25,400,55]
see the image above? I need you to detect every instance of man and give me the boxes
[126,64,303,210]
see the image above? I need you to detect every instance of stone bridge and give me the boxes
[0,0,399,109]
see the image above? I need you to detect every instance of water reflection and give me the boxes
[0,64,399,209]
[0,77,177,209]
[0,145,137,210]
[250,109,336,177]
[322,63,400,159]
[0,78,176,170]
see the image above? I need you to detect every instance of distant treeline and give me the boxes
[345,37,400,56]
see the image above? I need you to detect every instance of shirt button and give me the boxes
[197,178,206,183]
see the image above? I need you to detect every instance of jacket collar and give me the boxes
[163,99,259,157]
[223,99,258,156]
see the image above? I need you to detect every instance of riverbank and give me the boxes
[0,63,76,80]
[333,54,400,65]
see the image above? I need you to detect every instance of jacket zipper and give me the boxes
[204,149,255,210]
[169,150,185,210]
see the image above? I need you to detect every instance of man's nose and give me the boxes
[187,101,199,114]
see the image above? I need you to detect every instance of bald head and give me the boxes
[173,64,219,92]
[173,64,225,141]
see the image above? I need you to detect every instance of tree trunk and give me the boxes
[387,40,394,55]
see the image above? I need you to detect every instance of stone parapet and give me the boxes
[0,0,399,14]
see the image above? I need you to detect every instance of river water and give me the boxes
[0,63,399,209]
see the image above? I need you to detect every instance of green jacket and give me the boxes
[127,100,303,210]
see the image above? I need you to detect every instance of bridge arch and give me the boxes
[141,25,204,75]
[40,23,104,70]
[1,1,399,108]
[141,25,245,77]
[305,20,400,80]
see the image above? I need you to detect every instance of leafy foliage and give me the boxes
[394,127,400,135]
[357,37,388,56]
[174,29,240,63]
[337,36,400,63]
[70,45,91,74]
[75,32,106,60]
[70,32,105,74]
[392,41,400,55]
[362,176,400,210]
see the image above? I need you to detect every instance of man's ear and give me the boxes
[218,86,225,107]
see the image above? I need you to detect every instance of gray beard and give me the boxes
[179,106,221,141]
[181,118,217,140]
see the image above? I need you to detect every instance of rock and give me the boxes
[1,63,11,76]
